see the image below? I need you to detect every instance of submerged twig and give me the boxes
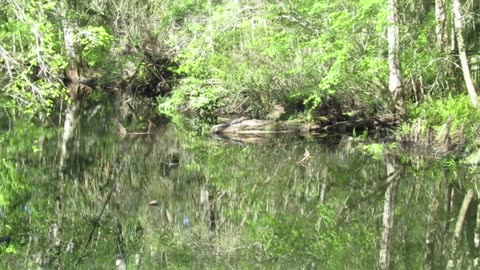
[75,188,114,269]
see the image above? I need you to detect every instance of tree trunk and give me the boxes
[440,181,453,258]
[446,189,474,270]
[435,0,448,50]
[474,203,480,267]
[452,0,478,106]
[63,13,82,91]
[59,104,82,169]
[316,168,328,230]
[59,10,82,169]
[379,155,401,270]
[424,181,441,270]
[388,0,406,117]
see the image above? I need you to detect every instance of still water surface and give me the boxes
[0,116,477,269]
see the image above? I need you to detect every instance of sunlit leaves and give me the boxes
[78,26,114,66]
[0,0,69,115]
[362,143,385,160]
[409,94,477,130]
[0,0,119,116]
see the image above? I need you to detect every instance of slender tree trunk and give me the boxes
[200,186,217,230]
[474,203,480,267]
[440,181,453,258]
[63,11,83,98]
[59,2,91,169]
[446,189,474,270]
[379,155,401,270]
[452,0,478,106]
[51,184,64,269]
[59,104,82,169]
[388,0,406,117]
[435,0,448,50]
[424,181,441,270]
[316,168,328,230]
[59,15,82,169]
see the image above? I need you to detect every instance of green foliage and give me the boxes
[244,203,350,268]
[158,0,392,119]
[0,159,29,209]
[408,94,479,131]
[0,1,67,115]
[362,143,385,160]
[154,0,480,123]
[0,123,42,255]
[1,117,476,268]
[78,26,114,67]
[0,0,125,116]
[2,0,476,127]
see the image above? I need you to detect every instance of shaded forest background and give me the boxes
[0,0,480,137]
[1,1,480,269]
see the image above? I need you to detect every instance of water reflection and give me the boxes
[0,112,479,269]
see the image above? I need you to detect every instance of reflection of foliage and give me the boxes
[0,148,32,255]
[1,115,478,268]
[0,159,31,239]
[247,205,348,267]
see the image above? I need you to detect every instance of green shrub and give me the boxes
[408,94,479,131]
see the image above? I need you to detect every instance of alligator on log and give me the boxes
[210,118,320,134]
[210,115,399,142]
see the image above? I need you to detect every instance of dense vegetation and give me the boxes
[1,1,480,268]
[1,0,479,129]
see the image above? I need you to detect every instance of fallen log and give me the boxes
[210,118,320,134]
[210,115,399,143]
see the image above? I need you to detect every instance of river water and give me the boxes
[0,110,478,269]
